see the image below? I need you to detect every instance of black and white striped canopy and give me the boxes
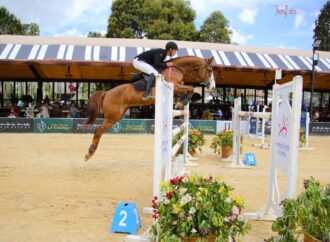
[1,43,329,72]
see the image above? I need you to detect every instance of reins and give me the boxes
[170,64,210,85]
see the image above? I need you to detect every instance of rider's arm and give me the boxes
[153,50,167,70]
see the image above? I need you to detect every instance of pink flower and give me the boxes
[231,214,237,221]
[225,216,231,223]
[187,215,192,222]
[179,211,185,217]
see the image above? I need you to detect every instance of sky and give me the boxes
[0,0,327,51]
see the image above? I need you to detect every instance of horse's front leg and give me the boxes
[85,119,115,161]
[172,83,194,105]
[172,83,194,94]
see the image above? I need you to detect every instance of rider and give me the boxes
[133,41,178,100]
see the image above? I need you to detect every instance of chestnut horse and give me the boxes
[84,56,215,161]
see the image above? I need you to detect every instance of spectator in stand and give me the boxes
[313,109,320,122]
[50,100,62,117]
[201,108,212,120]
[216,107,223,120]
[43,95,51,104]
[7,102,21,118]
[36,102,50,118]
[78,99,88,118]
[70,101,80,118]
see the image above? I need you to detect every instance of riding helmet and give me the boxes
[165,41,178,51]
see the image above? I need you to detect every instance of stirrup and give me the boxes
[142,94,153,100]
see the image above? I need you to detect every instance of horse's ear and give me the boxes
[207,57,214,64]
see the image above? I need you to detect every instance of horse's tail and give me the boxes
[85,90,106,125]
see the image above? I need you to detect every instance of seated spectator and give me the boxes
[43,95,51,104]
[7,102,21,118]
[36,102,50,118]
[70,101,80,118]
[50,100,62,117]
[201,108,212,120]
[78,99,88,118]
[215,107,223,120]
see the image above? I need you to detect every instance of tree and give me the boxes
[23,23,40,35]
[0,7,23,34]
[106,0,146,38]
[199,11,231,43]
[313,1,330,51]
[0,6,40,35]
[143,0,198,41]
[106,0,198,41]
[88,31,104,38]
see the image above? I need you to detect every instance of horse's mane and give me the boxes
[167,56,206,69]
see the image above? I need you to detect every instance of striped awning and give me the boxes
[1,43,330,72]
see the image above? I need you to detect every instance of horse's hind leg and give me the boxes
[85,119,116,161]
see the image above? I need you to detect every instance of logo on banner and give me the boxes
[278,116,289,138]
[112,122,122,133]
[36,120,47,133]
[275,101,291,159]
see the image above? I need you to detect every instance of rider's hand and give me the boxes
[167,62,173,67]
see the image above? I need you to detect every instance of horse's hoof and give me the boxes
[84,154,90,162]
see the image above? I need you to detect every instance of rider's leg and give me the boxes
[143,73,155,100]
[133,58,158,100]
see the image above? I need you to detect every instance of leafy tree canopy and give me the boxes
[313,1,330,51]
[0,6,39,35]
[199,11,231,44]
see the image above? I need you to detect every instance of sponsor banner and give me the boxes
[147,119,183,134]
[249,117,257,134]
[300,112,307,129]
[189,120,216,134]
[0,118,34,132]
[265,121,271,135]
[109,119,147,134]
[34,118,72,133]
[216,120,232,132]
[309,122,330,136]
[73,118,103,133]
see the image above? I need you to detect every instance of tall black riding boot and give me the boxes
[142,73,155,100]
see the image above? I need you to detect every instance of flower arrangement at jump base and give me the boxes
[150,174,251,241]
[210,130,234,158]
[267,177,330,242]
[173,129,206,154]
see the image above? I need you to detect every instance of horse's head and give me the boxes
[169,56,216,95]
[200,57,216,95]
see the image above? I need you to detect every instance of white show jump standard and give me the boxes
[227,97,271,168]
[152,74,192,197]
[126,74,191,242]
[245,76,303,221]
[252,105,271,149]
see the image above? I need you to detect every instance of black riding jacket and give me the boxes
[136,48,168,71]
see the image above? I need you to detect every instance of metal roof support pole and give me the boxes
[0,81,3,107]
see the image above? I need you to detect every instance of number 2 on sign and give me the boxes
[119,210,127,227]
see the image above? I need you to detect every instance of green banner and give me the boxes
[34,118,73,133]
[190,120,216,134]
[109,119,147,134]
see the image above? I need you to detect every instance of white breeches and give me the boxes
[133,58,158,75]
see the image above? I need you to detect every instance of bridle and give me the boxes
[171,64,213,86]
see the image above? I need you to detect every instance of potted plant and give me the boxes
[210,130,234,158]
[173,129,206,155]
[150,174,251,241]
[267,177,330,242]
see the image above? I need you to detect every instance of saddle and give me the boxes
[130,73,156,91]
